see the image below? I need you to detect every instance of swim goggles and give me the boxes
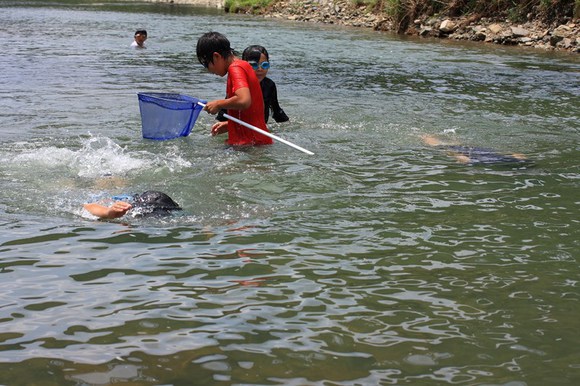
[249,61,270,70]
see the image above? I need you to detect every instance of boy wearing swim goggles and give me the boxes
[196,32,272,146]
[242,45,289,124]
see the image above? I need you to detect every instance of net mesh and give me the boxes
[138,93,206,140]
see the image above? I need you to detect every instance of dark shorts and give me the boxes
[446,146,526,165]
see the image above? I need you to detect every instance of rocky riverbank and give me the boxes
[261,0,579,53]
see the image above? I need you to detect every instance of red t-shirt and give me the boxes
[225,59,273,146]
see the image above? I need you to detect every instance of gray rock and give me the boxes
[550,35,563,46]
[419,27,432,36]
[488,23,503,34]
[473,32,486,41]
[511,26,530,37]
[560,38,573,48]
[439,19,457,33]
[553,25,571,38]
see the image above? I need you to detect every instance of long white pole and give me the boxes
[197,102,314,155]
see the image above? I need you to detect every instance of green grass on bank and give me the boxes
[226,0,578,25]
[364,0,578,32]
[225,0,272,13]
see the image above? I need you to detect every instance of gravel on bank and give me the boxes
[260,0,579,53]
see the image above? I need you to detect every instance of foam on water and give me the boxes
[0,134,200,219]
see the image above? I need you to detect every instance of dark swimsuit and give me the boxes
[445,146,526,165]
[260,77,289,123]
[216,77,288,124]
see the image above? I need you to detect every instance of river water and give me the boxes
[1,1,579,385]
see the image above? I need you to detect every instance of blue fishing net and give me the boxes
[138,93,206,140]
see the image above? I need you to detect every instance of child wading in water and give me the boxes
[242,45,289,124]
[196,32,272,146]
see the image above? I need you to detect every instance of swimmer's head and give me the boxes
[242,45,269,63]
[132,191,181,217]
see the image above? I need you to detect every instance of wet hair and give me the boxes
[196,31,235,67]
[132,191,181,217]
[242,45,269,63]
[135,30,147,37]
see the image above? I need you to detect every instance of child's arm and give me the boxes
[83,201,132,219]
[205,88,251,114]
[211,121,228,136]
[270,83,289,123]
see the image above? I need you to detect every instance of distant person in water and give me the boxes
[131,30,147,49]
[84,191,181,219]
[421,135,528,165]
[196,31,272,146]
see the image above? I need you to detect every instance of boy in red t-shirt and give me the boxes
[196,32,272,146]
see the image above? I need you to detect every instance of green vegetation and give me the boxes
[227,0,578,25]
[357,0,576,29]
[225,0,273,13]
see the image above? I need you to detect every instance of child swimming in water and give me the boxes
[421,135,528,165]
[131,29,147,49]
[83,191,181,219]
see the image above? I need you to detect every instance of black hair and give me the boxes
[132,191,181,217]
[242,45,269,63]
[135,30,147,36]
[196,31,234,67]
